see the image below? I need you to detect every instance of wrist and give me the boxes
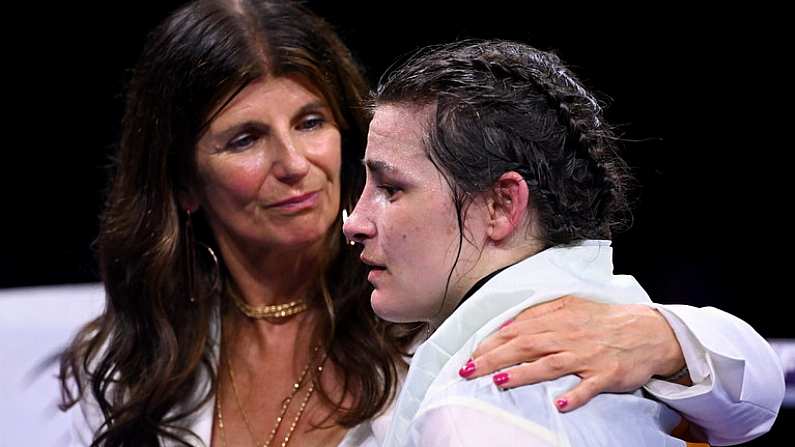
[654,364,689,381]
[648,307,687,378]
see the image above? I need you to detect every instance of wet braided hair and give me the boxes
[375,39,632,246]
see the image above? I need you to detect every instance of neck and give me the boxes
[429,240,541,328]
[221,307,324,408]
[225,305,318,353]
[217,233,332,308]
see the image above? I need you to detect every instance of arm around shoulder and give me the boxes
[644,304,785,445]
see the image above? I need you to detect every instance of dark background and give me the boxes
[3,1,790,444]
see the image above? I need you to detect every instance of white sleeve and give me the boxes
[411,401,557,447]
[643,304,785,445]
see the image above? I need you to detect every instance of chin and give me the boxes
[277,223,333,248]
[370,290,428,323]
[370,290,402,322]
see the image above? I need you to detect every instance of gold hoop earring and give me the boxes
[185,208,197,303]
[198,241,221,294]
[185,208,222,303]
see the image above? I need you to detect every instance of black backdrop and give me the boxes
[3,2,790,444]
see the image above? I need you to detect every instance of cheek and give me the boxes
[395,208,460,286]
[386,224,453,318]
[307,131,342,182]
[382,207,442,267]
[201,156,267,201]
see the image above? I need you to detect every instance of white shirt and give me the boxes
[369,241,785,447]
[67,242,784,445]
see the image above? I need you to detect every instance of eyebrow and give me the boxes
[364,159,399,175]
[295,100,329,117]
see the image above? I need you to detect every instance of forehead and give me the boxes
[366,104,434,163]
[209,76,324,129]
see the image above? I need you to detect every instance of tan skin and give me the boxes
[186,75,349,446]
[469,296,688,412]
[187,75,686,445]
[215,311,349,447]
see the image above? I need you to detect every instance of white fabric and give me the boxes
[1,259,784,446]
[644,305,785,445]
[379,241,783,447]
[0,284,105,447]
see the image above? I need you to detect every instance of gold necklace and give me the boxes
[216,346,326,447]
[229,290,308,319]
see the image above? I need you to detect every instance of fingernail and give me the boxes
[459,359,476,378]
[555,398,568,409]
[493,372,510,386]
[499,319,513,329]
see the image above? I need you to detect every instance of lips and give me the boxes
[360,255,385,269]
[361,255,387,283]
[266,191,319,211]
[367,267,386,283]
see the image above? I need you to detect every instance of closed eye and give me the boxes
[221,122,268,152]
[227,132,260,152]
[378,184,401,199]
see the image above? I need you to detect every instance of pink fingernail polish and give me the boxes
[459,359,476,378]
[493,372,510,386]
[556,398,568,409]
[499,319,513,329]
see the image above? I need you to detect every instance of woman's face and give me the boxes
[343,104,484,323]
[193,75,342,253]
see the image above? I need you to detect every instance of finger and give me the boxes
[471,320,521,359]
[472,317,564,360]
[490,352,576,389]
[552,376,608,413]
[465,332,562,379]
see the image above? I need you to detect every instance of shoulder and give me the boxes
[414,374,686,446]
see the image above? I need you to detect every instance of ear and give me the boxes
[177,189,200,213]
[486,171,529,242]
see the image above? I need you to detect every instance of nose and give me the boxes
[343,199,376,245]
[271,131,310,185]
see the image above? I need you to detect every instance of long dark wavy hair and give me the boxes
[60,1,416,445]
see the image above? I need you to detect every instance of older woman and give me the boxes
[62,1,391,445]
[62,2,782,446]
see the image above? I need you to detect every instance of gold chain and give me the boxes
[216,345,326,447]
[229,289,308,319]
